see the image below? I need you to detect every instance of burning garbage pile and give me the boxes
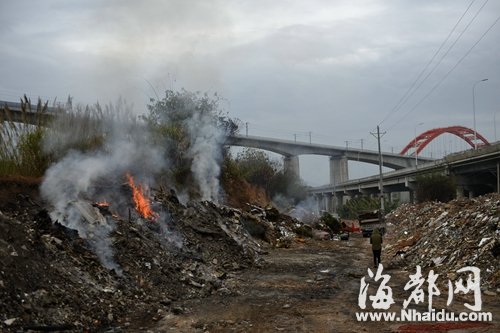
[0,172,313,331]
[384,194,500,292]
[0,95,317,331]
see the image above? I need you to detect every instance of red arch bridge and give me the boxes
[400,126,490,156]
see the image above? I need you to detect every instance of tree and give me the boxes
[231,148,307,204]
[415,173,456,203]
[235,148,279,190]
[143,89,239,195]
[338,196,380,219]
[338,196,399,219]
[269,170,307,204]
[320,212,341,234]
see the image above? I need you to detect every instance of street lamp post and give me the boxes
[495,112,497,142]
[495,112,500,142]
[472,78,488,149]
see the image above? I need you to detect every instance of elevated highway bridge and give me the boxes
[309,143,500,213]
[226,135,433,185]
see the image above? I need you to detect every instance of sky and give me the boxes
[1,0,499,185]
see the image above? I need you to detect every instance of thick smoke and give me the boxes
[272,194,319,224]
[288,196,320,222]
[186,111,225,202]
[40,110,165,272]
[40,98,229,271]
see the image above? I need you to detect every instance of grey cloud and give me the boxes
[1,0,499,186]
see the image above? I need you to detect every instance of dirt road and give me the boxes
[156,235,498,332]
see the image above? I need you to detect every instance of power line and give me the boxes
[387,12,500,131]
[378,0,479,126]
[394,0,489,111]
[394,0,488,116]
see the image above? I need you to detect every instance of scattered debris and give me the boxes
[385,194,500,290]
[0,179,314,332]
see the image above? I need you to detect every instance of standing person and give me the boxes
[370,228,382,268]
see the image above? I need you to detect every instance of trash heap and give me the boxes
[0,180,309,332]
[384,193,500,292]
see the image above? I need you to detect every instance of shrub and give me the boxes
[143,89,239,197]
[338,196,380,219]
[338,195,399,219]
[415,173,456,203]
[228,148,307,205]
[320,212,341,233]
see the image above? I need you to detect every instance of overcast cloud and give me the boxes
[1,0,499,185]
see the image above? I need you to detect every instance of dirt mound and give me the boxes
[0,180,309,332]
[384,194,500,291]
[0,176,40,210]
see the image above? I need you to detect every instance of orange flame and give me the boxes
[126,173,158,220]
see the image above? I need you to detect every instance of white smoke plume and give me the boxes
[272,194,319,224]
[40,107,166,272]
[40,95,229,270]
[186,110,225,202]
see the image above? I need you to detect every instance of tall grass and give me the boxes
[0,96,50,177]
[0,96,125,177]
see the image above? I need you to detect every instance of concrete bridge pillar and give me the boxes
[409,190,415,203]
[284,155,300,180]
[313,194,321,214]
[315,194,327,213]
[325,193,334,213]
[333,192,343,213]
[330,155,348,185]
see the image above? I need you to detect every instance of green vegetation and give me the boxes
[143,89,238,195]
[43,99,108,159]
[415,173,456,203]
[0,97,51,177]
[320,212,341,233]
[338,196,379,219]
[0,96,119,177]
[228,148,307,204]
[234,149,278,190]
[15,128,50,176]
[338,196,399,219]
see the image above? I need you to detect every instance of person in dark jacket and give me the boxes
[370,228,382,268]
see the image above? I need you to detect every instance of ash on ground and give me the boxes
[0,178,308,332]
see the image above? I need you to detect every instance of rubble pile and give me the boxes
[0,180,308,332]
[385,194,500,291]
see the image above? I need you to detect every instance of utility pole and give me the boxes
[309,131,312,144]
[371,126,386,214]
[245,122,249,136]
[360,139,364,150]
[294,134,297,142]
